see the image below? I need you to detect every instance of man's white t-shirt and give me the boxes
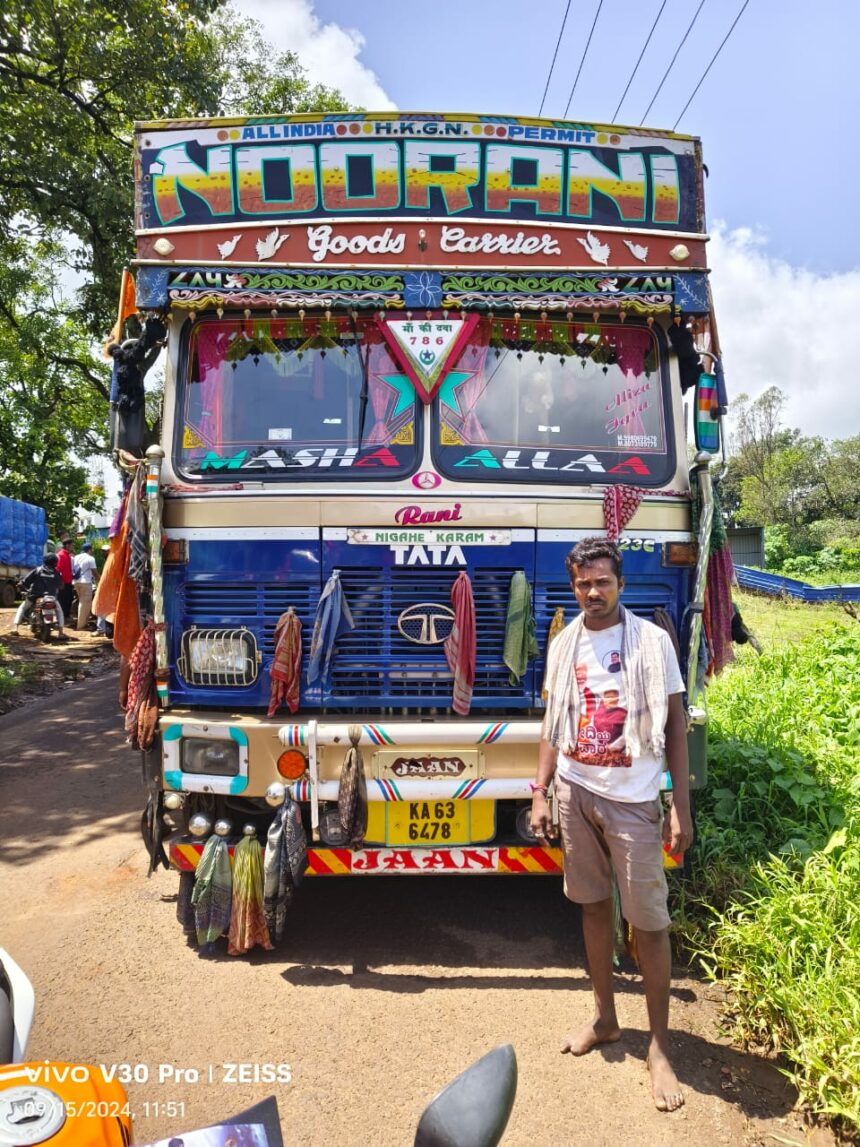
[74,552,98,585]
[555,621,684,803]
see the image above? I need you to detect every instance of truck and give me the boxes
[0,496,48,607]
[124,110,726,938]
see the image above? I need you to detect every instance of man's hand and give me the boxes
[663,801,694,856]
[530,793,555,842]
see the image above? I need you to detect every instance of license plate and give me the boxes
[386,800,469,847]
[374,748,482,781]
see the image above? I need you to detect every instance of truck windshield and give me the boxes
[431,320,674,486]
[176,317,419,479]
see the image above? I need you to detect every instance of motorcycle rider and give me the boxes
[13,552,66,638]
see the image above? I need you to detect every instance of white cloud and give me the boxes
[235,0,396,110]
[709,224,860,439]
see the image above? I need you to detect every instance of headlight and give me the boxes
[178,628,258,687]
[181,737,240,776]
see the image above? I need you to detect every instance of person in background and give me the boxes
[55,536,75,625]
[13,552,66,637]
[73,541,98,630]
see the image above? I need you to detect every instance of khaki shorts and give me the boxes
[555,772,670,932]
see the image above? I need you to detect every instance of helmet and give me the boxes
[43,552,59,568]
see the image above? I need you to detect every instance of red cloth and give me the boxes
[56,547,73,585]
[704,546,736,677]
[603,485,644,541]
[445,571,476,716]
[268,608,302,717]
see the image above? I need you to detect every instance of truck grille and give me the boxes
[329,566,532,706]
[183,581,317,655]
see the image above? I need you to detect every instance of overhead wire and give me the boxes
[538,0,573,117]
[612,0,669,122]
[673,0,752,129]
[563,0,605,118]
[639,0,707,125]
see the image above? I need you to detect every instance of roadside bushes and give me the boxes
[675,623,860,1126]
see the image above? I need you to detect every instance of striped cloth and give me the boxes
[541,606,566,700]
[503,570,538,685]
[444,571,476,716]
[267,608,302,716]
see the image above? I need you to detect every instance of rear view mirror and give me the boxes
[414,1044,517,1147]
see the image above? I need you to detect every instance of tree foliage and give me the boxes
[0,0,352,525]
[725,387,860,565]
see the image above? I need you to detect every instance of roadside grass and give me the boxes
[671,599,860,1127]
[0,641,43,699]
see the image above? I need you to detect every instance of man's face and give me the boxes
[603,689,620,707]
[571,557,623,628]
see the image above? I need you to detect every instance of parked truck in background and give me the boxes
[120,110,726,937]
[0,496,48,607]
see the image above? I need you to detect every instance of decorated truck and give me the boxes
[114,110,729,945]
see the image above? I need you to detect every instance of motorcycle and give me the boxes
[0,949,516,1147]
[28,594,61,643]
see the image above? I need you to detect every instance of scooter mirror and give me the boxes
[414,1044,517,1147]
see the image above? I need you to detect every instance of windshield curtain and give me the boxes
[176,317,419,480]
[431,319,675,486]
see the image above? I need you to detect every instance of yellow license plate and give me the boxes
[386,799,469,847]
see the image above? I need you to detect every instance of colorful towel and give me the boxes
[445,571,476,716]
[503,571,538,686]
[263,796,307,945]
[192,835,232,949]
[126,466,149,585]
[541,605,566,701]
[228,834,273,956]
[603,485,644,540]
[338,726,368,846]
[125,620,158,749]
[307,571,354,685]
[704,546,736,677]
[267,608,302,716]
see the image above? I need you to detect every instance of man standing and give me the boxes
[55,536,75,625]
[532,537,693,1112]
[73,541,98,630]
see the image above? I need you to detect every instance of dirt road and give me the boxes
[0,680,832,1147]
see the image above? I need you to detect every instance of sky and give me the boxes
[230,0,860,439]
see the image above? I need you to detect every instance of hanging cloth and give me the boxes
[263,795,307,945]
[603,485,644,541]
[307,571,354,685]
[125,620,158,749]
[126,466,149,585]
[338,725,368,847]
[267,608,303,716]
[541,606,566,701]
[192,835,233,949]
[445,571,476,716]
[227,834,273,956]
[503,571,539,686]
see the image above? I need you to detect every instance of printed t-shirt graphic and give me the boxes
[571,625,631,768]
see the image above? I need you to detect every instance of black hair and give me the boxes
[43,552,59,568]
[565,537,623,581]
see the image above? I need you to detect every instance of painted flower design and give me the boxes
[404,271,442,308]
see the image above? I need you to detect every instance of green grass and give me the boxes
[672,601,860,1126]
[0,642,43,699]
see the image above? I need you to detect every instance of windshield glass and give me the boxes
[432,320,674,486]
[176,317,419,479]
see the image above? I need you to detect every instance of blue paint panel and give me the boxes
[163,724,183,741]
[229,775,249,794]
[228,727,249,746]
[164,770,184,790]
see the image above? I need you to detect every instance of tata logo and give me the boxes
[395,503,462,525]
[397,603,455,645]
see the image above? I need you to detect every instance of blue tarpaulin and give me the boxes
[0,496,48,568]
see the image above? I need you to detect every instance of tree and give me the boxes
[0,1,352,514]
[0,238,108,531]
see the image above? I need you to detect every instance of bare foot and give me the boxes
[560,1018,621,1055]
[647,1046,684,1111]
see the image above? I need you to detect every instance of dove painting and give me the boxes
[577,231,610,266]
[622,240,649,263]
[256,227,289,261]
[217,234,242,260]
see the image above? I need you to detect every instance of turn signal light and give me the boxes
[662,542,698,567]
[277,749,307,780]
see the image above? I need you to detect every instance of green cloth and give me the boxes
[503,570,539,686]
[191,835,232,948]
